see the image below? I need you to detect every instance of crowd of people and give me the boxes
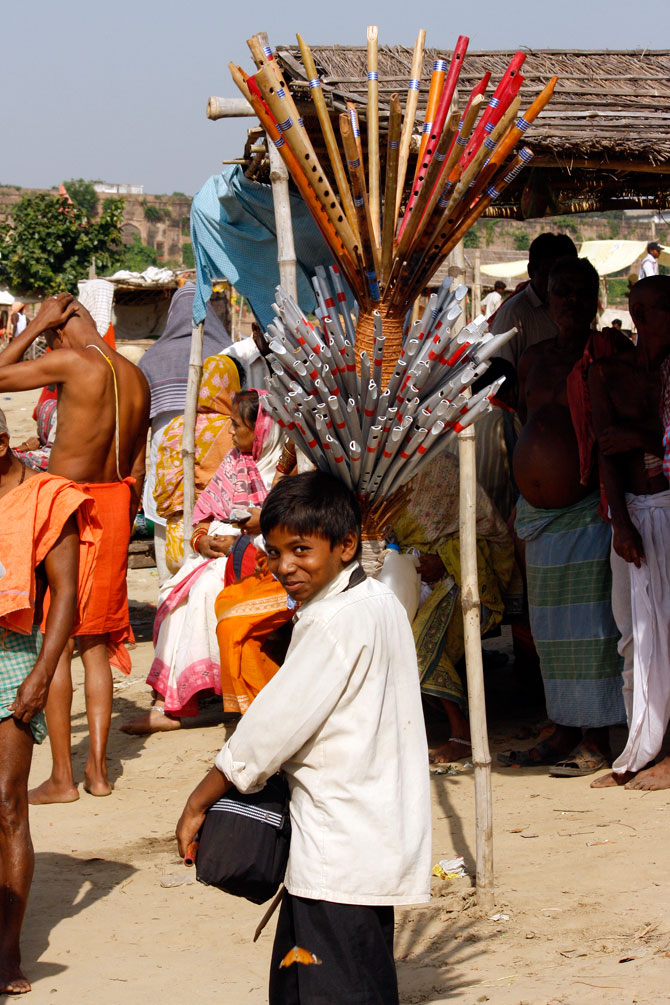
[0,241,669,999]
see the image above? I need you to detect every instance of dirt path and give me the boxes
[4,389,670,1003]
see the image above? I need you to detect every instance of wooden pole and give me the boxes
[473,249,481,318]
[459,420,494,912]
[182,321,204,556]
[267,134,298,301]
[453,238,494,911]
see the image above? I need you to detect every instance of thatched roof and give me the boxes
[260,45,670,218]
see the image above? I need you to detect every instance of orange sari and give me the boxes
[215,570,293,714]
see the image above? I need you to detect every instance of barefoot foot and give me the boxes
[624,756,670,791]
[28,777,79,805]
[590,770,636,788]
[0,961,31,994]
[83,772,114,797]
[429,737,471,765]
[120,707,181,735]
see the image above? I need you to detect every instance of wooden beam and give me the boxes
[530,157,670,174]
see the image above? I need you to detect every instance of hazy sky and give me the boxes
[5,1,669,196]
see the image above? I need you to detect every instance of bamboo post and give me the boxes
[452,238,494,910]
[473,249,481,318]
[182,321,205,556]
[459,420,494,912]
[267,134,298,301]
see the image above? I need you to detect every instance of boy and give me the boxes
[177,471,431,1003]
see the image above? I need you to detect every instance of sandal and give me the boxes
[549,745,608,777]
[497,738,564,767]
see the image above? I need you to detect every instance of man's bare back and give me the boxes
[0,293,150,513]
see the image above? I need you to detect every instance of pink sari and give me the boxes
[147,394,280,715]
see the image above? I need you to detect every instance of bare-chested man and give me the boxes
[0,407,100,995]
[0,292,150,800]
[498,257,625,775]
[590,275,670,790]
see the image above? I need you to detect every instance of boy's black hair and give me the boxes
[232,389,259,428]
[260,470,362,556]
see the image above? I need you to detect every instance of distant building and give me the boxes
[93,182,144,195]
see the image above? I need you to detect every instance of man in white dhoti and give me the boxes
[589,275,670,789]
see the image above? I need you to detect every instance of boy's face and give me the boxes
[264,526,359,604]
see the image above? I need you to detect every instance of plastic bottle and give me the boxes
[376,543,421,622]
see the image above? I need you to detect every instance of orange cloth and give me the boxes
[77,478,135,673]
[215,570,293,714]
[102,323,116,350]
[0,473,102,635]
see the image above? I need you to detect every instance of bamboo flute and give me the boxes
[367,25,381,248]
[296,34,361,246]
[381,94,402,287]
[347,102,365,169]
[412,55,448,190]
[473,76,558,179]
[421,35,469,174]
[464,51,525,161]
[402,35,469,237]
[230,65,362,298]
[340,113,381,299]
[251,64,359,264]
[395,28,426,224]
[395,118,459,261]
[329,265,357,344]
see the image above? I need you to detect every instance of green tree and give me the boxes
[513,232,530,251]
[181,242,195,269]
[464,227,480,248]
[0,193,124,295]
[117,234,159,272]
[63,178,98,218]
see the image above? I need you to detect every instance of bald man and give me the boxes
[0,293,150,800]
[590,276,670,790]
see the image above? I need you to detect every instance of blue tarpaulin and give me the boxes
[190,165,351,329]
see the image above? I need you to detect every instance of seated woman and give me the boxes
[152,353,241,575]
[394,451,515,764]
[122,390,284,734]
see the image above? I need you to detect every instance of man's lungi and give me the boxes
[0,626,45,742]
[516,491,625,728]
[78,479,134,673]
[611,490,670,774]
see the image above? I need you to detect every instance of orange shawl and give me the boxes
[215,569,293,714]
[0,473,101,635]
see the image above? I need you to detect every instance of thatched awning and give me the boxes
[251,46,670,218]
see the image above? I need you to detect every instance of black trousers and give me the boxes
[269,893,399,1004]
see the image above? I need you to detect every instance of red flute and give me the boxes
[463,51,525,162]
[401,37,468,242]
[184,839,199,866]
[423,36,469,168]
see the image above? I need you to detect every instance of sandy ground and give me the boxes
[4,389,670,1004]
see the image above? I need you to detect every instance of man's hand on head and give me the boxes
[34,292,78,338]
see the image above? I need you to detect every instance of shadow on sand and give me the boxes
[17,851,136,989]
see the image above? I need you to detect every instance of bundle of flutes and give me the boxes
[229,29,556,368]
[261,273,516,510]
